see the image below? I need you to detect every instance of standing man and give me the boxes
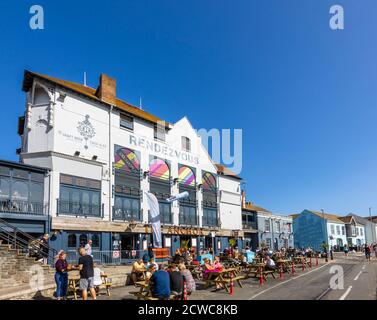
[77,247,96,300]
[85,239,93,257]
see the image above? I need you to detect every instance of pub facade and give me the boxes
[18,70,243,257]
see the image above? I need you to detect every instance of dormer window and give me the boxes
[154,125,166,141]
[120,113,133,131]
[181,136,191,152]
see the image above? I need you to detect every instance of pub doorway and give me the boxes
[180,235,191,250]
[120,234,139,259]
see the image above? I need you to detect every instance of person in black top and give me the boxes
[76,247,96,300]
[39,234,49,264]
[167,264,183,298]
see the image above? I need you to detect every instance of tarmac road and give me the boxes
[97,253,377,300]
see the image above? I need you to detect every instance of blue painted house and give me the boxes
[293,209,347,251]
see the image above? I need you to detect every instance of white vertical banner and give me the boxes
[145,192,162,248]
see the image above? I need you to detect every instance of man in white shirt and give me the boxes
[85,240,93,256]
[265,256,276,271]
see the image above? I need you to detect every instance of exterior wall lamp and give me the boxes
[143,170,150,179]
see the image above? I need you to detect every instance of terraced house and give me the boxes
[293,210,347,251]
[15,70,244,258]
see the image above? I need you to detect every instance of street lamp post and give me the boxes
[369,207,373,244]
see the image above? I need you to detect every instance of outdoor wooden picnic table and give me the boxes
[276,259,292,274]
[131,280,180,300]
[203,268,245,293]
[68,273,112,300]
[244,263,276,281]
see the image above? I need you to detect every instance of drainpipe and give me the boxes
[109,105,113,222]
[47,169,52,234]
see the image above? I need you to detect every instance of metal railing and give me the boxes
[66,249,146,265]
[0,199,47,215]
[178,198,197,206]
[202,200,218,208]
[202,217,220,228]
[57,200,104,218]
[112,207,142,221]
[242,222,257,230]
[0,217,57,265]
[179,215,198,226]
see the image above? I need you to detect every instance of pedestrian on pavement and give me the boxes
[54,250,70,300]
[364,244,371,261]
[344,244,349,257]
[84,239,93,257]
[76,247,96,300]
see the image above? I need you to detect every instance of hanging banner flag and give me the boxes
[166,191,190,203]
[145,192,162,248]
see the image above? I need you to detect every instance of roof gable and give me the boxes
[23,70,170,127]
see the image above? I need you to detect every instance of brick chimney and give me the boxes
[95,74,116,105]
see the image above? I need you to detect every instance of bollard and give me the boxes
[230,272,234,295]
[302,259,305,272]
[291,261,295,276]
[259,268,264,286]
[183,281,187,300]
[309,256,312,268]
[316,255,318,266]
[279,264,283,281]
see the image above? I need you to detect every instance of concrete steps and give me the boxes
[0,243,55,295]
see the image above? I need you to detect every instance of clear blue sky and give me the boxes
[0,1,376,216]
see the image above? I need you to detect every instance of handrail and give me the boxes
[0,217,57,263]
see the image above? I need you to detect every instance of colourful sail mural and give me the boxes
[149,158,170,180]
[178,166,196,187]
[114,148,140,173]
[202,172,216,191]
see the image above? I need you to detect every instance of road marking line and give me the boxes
[353,271,362,281]
[248,262,330,300]
[339,286,352,300]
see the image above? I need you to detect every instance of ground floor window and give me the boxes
[66,232,101,250]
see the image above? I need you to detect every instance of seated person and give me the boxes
[147,258,159,271]
[265,256,277,271]
[178,263,196,295]
[150,266,171,299]
[202,258,223,289]
[213,256,224,271]
[173,249,182,264]
[93,265,105,293]
[146,264,157,281]
[167,264,183,297]
[131,258,146,284]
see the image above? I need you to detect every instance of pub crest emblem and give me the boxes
[77,115,96,149]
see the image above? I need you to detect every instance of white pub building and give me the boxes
[18,70,243,257]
